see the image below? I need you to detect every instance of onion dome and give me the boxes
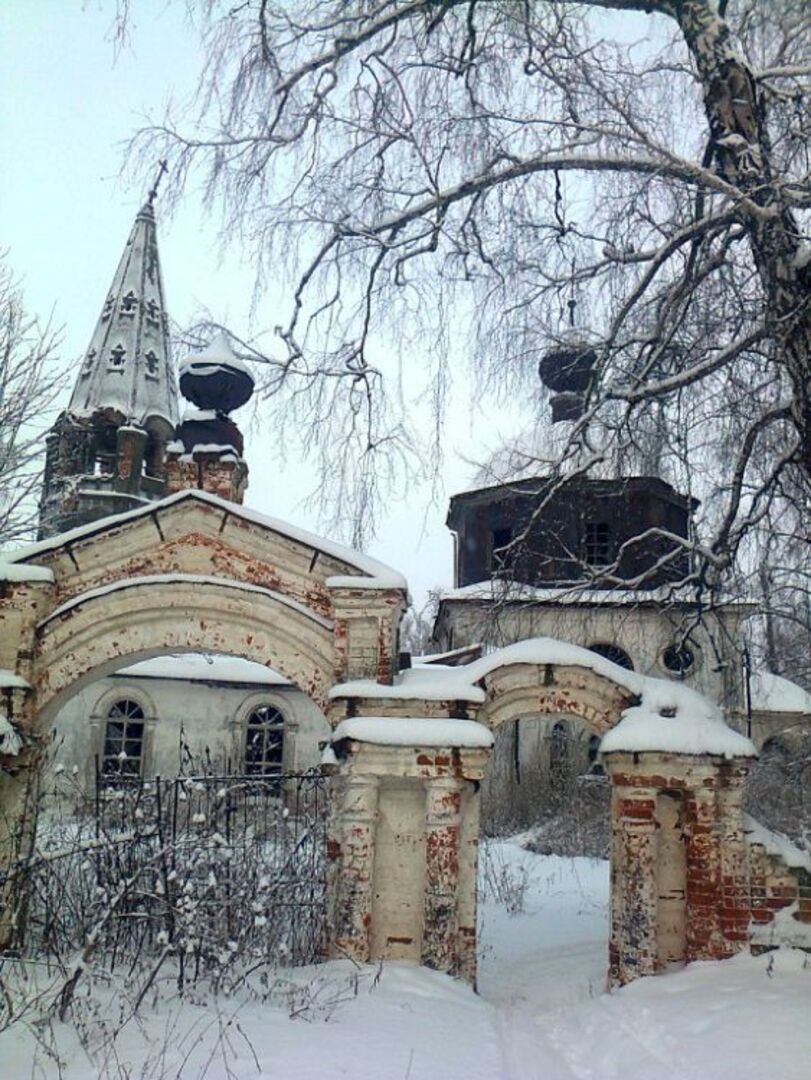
[178,332,254,413]
[538,329,599,422]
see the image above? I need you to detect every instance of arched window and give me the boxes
[244,704,285,776]
[587,642,634,671]
[102,699,145,778]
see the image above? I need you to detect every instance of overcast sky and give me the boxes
[0,1,540,611]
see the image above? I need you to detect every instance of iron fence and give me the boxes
[5,766,329,986]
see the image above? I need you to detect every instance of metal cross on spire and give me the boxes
[146,160,169,207]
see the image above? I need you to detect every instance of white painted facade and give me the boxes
[45,654,330,796]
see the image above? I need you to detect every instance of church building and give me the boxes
[37,191,328,794]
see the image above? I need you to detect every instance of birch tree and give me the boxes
[0,256,64,545]
[131,0,809,573]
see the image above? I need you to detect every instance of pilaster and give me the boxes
[422,777,463,973]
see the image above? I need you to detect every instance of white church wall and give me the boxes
[435,600,745,713]
[45,669,330,800]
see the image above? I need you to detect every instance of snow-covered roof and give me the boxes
[38,574,333,630]
[330,666,486,703]
[443,582,675,605]
[116,654,292,687]
[438,581,750,608]
[332,717,494,748]
[750,671,811,715]
[412,644,484,667]
[3,488,407,591]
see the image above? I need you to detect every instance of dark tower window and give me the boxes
[102,699,146,778]
[588,643,634,671]
[490,526,513,572]
[584,521,611,566]
[244,705,285,776]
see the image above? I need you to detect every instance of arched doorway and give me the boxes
[326,640,756,987]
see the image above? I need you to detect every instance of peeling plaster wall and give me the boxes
[44,675,330,797]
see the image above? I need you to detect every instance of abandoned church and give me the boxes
[1,195,809,996]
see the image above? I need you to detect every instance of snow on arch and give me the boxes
[331,637,756,758]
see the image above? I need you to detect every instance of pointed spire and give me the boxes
[68,199,178,437]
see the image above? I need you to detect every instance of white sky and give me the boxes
[0,1,541,610]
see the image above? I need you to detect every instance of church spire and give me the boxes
[38,191,180,538]
[68,194,178,434]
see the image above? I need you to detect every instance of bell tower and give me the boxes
[38,178,179,538]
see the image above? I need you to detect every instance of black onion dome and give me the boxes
[179,332,255,413]
[538,330,598,395]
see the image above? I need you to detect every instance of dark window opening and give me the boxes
[102,699,145,779]
[490,526,513,572]
[244,704,285,777]
[584,521,611,566]
[587,733,604,775]
[588,642,634,671]
[662,644,695,676]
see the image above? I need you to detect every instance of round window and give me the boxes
[662,644,695,676]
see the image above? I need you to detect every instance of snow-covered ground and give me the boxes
[2,840,808,1079]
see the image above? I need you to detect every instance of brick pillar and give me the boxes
[164,449,248,503]
[684,784,725,961]
[422,777,463,973]
[115,425,148,493]
[327,773,379,962]
[456,782,481,984]
[608,777,659,986]
[717,763,751,952]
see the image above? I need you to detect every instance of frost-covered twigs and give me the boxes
[3,761,329,1010]
[479,840,530,916]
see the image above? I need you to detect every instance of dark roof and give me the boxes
[447,474,698,528]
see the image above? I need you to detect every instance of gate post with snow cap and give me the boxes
[599,683,756,987]
[325,716,492,981]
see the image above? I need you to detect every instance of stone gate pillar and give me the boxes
[606,767,659,985]
[423,777,463,972]
[326,772,380,963]
[603,750,753,987]
[325,719,492,981]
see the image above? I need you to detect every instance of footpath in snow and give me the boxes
[2,840,809,1079]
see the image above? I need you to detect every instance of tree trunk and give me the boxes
[675,0,811,474]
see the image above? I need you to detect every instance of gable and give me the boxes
[6,489,405,611]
